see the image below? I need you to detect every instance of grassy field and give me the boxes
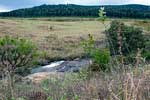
[0,17,149,60]
[0,17,150,100]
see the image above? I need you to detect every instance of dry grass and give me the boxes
[0,66,149,100]
[0,17,139,60]
[0,17,149,100]
[133,20,150,33]
[0,18,106,60]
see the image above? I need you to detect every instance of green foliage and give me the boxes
[0,36,37,99]
[82,34,95,57]
[106,20,146,56]
[82,34,110,71]
[142,35,150,60]
[91,49,110,71]
[47,97,53,100]
[0,4,150,19]
[98,7,107,24]
[0,36,37,75]
[74,95,79,100]
[142,52,150,61]
[41,79,51,92]
[10,98,16,100]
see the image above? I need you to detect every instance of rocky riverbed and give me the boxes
[32,58,92,74]
[24,59,92,83]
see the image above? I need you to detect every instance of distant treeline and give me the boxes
[0,4,150,18]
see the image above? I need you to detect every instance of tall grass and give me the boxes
[0,63,149,100]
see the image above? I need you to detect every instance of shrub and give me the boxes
[90,49,110,71]
[106,20,146,56]
[0,36,37,75]
[82,34,95,57]
[142,52,150,61]
[82,34,110,71]
[0,36,37,98]
[142,35,150,61]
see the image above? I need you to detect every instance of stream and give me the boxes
[31,59,92,74]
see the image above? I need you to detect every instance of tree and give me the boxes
[0,36,37,98]
[0,4,150,19]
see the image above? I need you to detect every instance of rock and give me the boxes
[25,59,92,83]
[56,59,92,72]
[31,61,64,73]
[31,59,92,73]
[24,72,64,84]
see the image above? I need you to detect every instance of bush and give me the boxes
[142,52,150,61]
[0,36,37,98]
[106,20,146,56]
[89,49,110,71]
[142,35,150,61]
[0,36,37,75]
[82,34,95,57]
[82,34,110,71]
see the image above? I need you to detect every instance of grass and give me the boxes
[0,17,106,61]
[0,17,140,61]
[0,17,150,100]
[0,65,149,100]
[133,20,150,32]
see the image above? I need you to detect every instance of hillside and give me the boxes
[0,4,150,18]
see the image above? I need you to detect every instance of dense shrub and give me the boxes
[142,35,150,61]
[89,49,110,71]
[0,36,37,75]
[106,20,146,56]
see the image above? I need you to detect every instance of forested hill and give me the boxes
[0,4,150,18]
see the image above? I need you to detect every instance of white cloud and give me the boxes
[63,0,100,5]
[35,0,100,5]
[100,0,150,5]
[128,0,150,5]
[43,0,149,5]
[0,5,10,12]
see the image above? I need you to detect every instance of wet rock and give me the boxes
[31,59,92,74]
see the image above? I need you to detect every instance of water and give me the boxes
[31,59,92,73]
[31,61,65,73]
[42,61,64,68]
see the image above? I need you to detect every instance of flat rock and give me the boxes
[31,59,92,74]
[24,72,64,83]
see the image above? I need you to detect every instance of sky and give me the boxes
[0,0,149,12]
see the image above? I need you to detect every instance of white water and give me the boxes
[32,59,92,73]
[42,61,64,68]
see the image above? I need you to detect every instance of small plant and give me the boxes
[82,34,110,71]
[90,48,110,71]
[82,34,95,57]
[47,97,53,100]
[74,95,79,100]
[99,7,107,24]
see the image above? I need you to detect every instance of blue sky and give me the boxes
[0,0,149,12]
